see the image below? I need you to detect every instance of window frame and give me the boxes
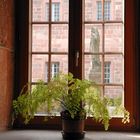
[14,0,138,131]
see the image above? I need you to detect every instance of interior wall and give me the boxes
[0,0,14,131]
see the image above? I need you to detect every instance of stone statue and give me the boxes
[90,27,100,54]
[90,27,100,64]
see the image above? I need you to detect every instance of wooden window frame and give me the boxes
[13,0,139,131]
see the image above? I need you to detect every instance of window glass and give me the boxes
[31,0,69,115]
[84,55,103,84]
[104,86,124,117]
[32,25,49,52]
[32,55,48,82]
[30,0,127,120]
[84,0,124,118]
[31,0,69,82]
[51,24,68,52]
[105,23,124,53]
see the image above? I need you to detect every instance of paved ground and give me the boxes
[0,130,140,140]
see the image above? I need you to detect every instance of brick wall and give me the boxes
[0,0,14,131]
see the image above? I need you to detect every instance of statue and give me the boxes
[90,27,100,54]
[90,27,100,67]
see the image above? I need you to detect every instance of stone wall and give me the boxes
[0,0,14,131]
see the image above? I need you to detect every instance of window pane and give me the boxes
[32,55,48,82]
[84,24,103,53]
[51,55,68,74]
[84,55,103,84]
[51,24,68,52]
[104,55,124,84]
[104,86,124,117]
[32,0,49,22]
[32,25,49,52]
[105,23,124,53]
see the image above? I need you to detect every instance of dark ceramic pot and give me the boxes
[61,110,86,140]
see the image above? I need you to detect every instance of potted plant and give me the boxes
[12,73,130,139]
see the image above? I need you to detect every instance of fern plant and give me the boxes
[12,73,130,130]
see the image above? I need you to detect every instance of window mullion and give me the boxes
[48,0,52,82]
[69,0,83,78]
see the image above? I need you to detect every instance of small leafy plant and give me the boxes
[13,73,130,130]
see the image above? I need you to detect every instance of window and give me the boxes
[104,62,110,83]
[46,62,59,82]
[16,0,136,130]
[97,1,111,20]
[45,3,60,21]
[52,3,60,21]
[97,1,102,20]
[85,0,126,123]
[104,1,111,20]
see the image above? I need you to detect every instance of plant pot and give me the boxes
[61,111,86,139]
